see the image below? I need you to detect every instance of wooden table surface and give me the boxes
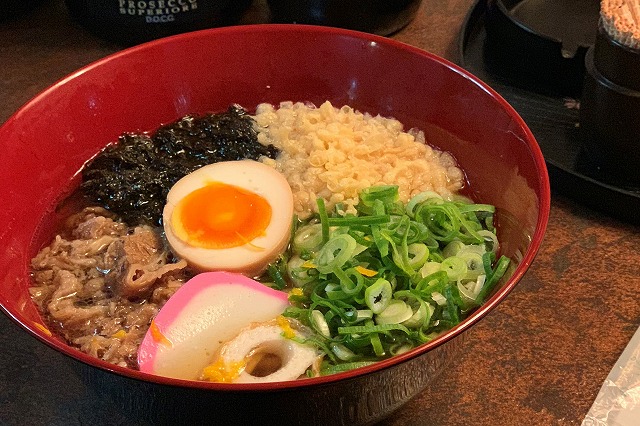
[1,1,639,425]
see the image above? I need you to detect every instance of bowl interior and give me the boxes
[0,24,549,387]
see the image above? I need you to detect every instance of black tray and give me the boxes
[458,0,640,225]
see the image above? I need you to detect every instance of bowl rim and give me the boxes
[0,23,550,391]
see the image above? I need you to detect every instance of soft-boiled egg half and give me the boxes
[163,160,293,276]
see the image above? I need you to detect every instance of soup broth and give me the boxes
[29,101,504,382]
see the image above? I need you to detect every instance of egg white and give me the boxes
[163,160,293,277]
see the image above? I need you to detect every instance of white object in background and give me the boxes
[583,325,640,425]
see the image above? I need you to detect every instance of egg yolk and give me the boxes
[172,182,272,249]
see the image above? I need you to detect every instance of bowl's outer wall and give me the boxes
[0,24,549,423]
[76,329,467,425]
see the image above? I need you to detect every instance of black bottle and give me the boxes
[267,0,422,36]
[1,0,44,21]
[65,0,253,45]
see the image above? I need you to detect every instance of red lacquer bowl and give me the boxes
[0,24,549,425]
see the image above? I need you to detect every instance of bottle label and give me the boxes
[118,0,199,24]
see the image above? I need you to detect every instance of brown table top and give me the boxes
[1,1,639,425]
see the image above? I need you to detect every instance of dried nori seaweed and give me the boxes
[81,105,279,226]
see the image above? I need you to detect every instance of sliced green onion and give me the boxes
[293,223,324,253]
[457,250,485,280]
[406,191,443,217]
[407,243,429,269]
[419,261,441,278]
[314,234,357,274]
[457,280,481,309]
[457,203,495,214]
[310,292,358,324]
[403,301,428,328]
[267,262,287,290]
[327,215,390,226]
[370,199,389,257]
[320,361,377,375]
[325,284,351,301]
[415,271,449,295]
[477,255,510,301]
[347,230,375,248]
[431,291,447,306]
[277,185,510,374]
[330,343,357,361]
[442,240,466,258]
[447,281,465,308]
[415,203,460,241]
[338,322,411,335]
[359,185,399,207]
[287,255,316,287]
[482,250,496,277]
[440,256,468,281]
[317,197,330,244]
[311,309,331,338]
[375,299,413,325]
[389,343,414,356]
[393,290,431,328]
[356,309,374,321]
[370,332,385,356]
[478,230,499,253]
[444,285,461,324]
[364,278,392,314]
